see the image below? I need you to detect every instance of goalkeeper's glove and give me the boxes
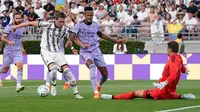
[185,66,190,75]
[153,81,168,90]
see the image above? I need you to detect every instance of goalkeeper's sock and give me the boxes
[113,92,136,100]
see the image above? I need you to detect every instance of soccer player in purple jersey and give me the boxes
[70,7,125,99]
[0,12,26,92]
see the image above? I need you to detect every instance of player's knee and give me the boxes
[49,65,58,72]
[17,64,23,70]
[86,59,94,67]
[63,67,70,74]
[69,80,77,87]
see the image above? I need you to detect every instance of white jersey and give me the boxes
[40,21,69,52]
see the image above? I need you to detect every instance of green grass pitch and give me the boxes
[0,80,199,112]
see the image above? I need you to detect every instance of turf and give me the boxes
[0,80,199,112]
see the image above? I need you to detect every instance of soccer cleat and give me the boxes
[51,85,57,96]
[93,92,100,99]
[0,81,2,87]
[74,94,83,99]
[16,85,25,93]
[181,94,196,99]
[63,82,70,90]
[101,94,113,100]
[97,81,102,94]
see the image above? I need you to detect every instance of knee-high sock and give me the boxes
[50,70,57,86]
[0,66,3,73]
[89,64,98,92]
[113,92,136,100]
[63,68,78,94]
[62,72,69,83]
[16,69,23,88]
[46,71,51,86]
[99,75,108,86]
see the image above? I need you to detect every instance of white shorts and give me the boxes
[41,49,68,67]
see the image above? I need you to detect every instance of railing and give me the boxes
[0,24,199,41]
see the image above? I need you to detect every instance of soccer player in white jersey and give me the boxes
[13,12,83,99]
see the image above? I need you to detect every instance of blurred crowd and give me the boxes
[0,0,200,40]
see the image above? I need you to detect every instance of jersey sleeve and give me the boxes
[38,21,50,28]
[63,28,70,39]
[166,58,181,84]
[70,23,80,35]
[3,25,11,34]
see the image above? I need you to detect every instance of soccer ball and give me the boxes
[37,85,50,97]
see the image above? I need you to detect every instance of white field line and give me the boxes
[156,105,200,112]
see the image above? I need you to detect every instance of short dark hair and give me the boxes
[177,33,182,39]
[167,41,179,53]
[13,12,22,18]
[84,6,93,12]
[55,12,66,19]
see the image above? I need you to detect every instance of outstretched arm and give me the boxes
[97,31,126,44]
[13,21,49,30]
[97,31,118,43]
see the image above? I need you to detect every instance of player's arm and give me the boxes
[70,32,88,49]
[97,31,118,43]
[21,42,26,55]
[1,33,14,45]
[12,21,49,30]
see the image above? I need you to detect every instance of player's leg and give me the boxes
[101,90,153,100]
[15,62,25,92]
[45,70,51,88]
[56,52,82,99]
[0,54,13,86]
[93,53,108,94]
[81,53,99,99]
[41,49,58,96]
[170,92,196,99]
[14,53,25,92]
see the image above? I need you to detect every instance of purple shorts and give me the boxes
[3,52,23,67]
[80,48,106,67]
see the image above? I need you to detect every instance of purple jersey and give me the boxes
[3,24,25,53]
[71,21,100,52]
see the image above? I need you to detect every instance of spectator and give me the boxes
[169,3,177,21]
[117,0,127,11]
[175,11,185,24]
[151,12,164,41]
[0,10,10,27]
[78,0,87,13]
[113,36,127,54]
[107,0,116,13]
[95,3,108,20]
[117,5,128,22]
[65,15,74,29]
[108,5,117,20]
[101,15,114,35]
[43,0,55,17]
[70,2,79,14]
[4,0,13,13]
[24,3,31,16]
[188,0,198,15]
[184,11,198,32]
[175,33,185,54]
[15,0,24,14]
[137,4,148,22]
[28,7,39,21]
[35,2,46,20]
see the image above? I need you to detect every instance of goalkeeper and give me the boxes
[101,41,195,100]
